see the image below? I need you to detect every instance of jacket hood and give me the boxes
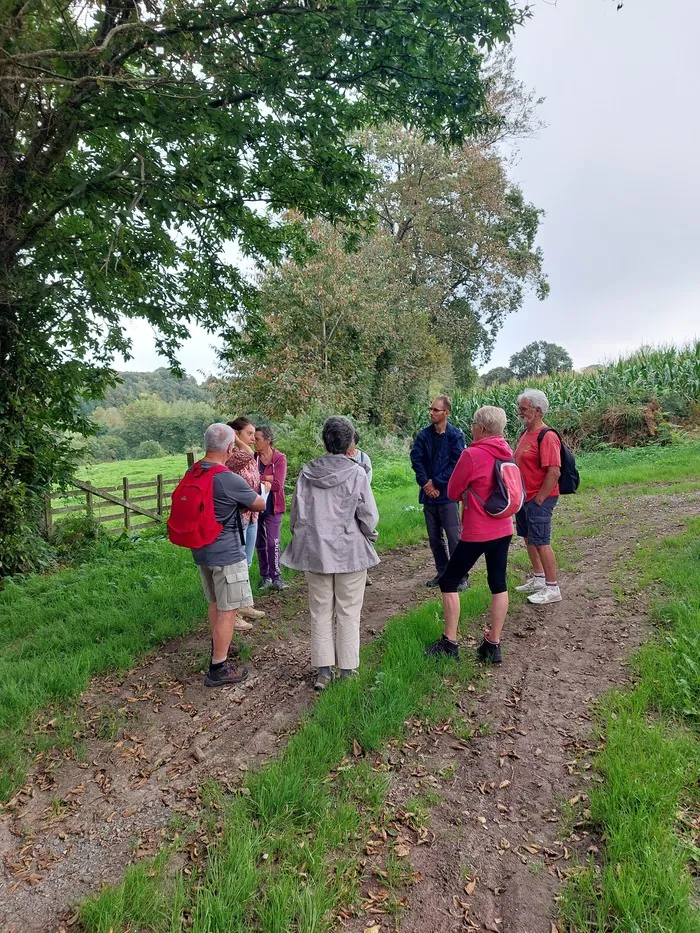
[471,435,513,459]
[300,454,361,489]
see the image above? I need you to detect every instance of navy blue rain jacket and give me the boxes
[410,423,466,505]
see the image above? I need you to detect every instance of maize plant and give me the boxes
[409,342,700,442]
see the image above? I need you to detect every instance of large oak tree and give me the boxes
[0,0,526,573]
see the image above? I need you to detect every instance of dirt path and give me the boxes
[0,545,436,933]
[345,490,700,933]
[1,490,697,933]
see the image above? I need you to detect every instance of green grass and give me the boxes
[559,518,700,932]
[76,453,203,486]
[0,467,424,802]
[576,439,700,491]
[80,587,491,932]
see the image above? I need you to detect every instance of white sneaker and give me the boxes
[515,576,546,594]
[528,586,562,605]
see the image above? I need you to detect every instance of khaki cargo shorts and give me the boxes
[199,559,253,611]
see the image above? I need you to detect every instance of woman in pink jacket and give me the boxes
[254,425,288,591]
[425,405,513,664]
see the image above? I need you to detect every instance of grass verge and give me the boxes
[79,583,494,932]
[559,517,700,931]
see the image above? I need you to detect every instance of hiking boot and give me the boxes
[528,585,562,605]
[476,638,502,664]
[204,662,249,687]
[271,579,289,591]
[340,668,358,679]
[239,605,265,620]
[515,576,546,594]
[314,671,334,691]
[235,617,253,632]
[258,578,273,592]
[426,576,441,588]
[425,635,459,660]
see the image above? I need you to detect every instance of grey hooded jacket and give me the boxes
[281,454,380,575]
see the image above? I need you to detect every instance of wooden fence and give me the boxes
[46,452,196,536]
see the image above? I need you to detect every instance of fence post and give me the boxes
[85,485,94,516]
[123,477,131,531]
[157,473,164,518]
[43,494,53,539]
[187,450,195,469]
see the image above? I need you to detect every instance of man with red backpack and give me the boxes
[426,406,520,664]
[168,423,266,686]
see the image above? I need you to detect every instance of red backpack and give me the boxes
[468,458,526,520]
[167,462,228,549]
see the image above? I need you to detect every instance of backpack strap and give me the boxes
[202,462,246,548]
[536,427,559,467]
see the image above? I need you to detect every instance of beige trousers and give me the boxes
[305,569,367,670]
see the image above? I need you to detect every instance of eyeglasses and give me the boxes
[429,407,447,413]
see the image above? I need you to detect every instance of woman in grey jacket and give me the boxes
[281,416,379,690]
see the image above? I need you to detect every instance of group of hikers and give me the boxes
[168,389,567,689]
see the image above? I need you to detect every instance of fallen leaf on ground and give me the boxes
[353,739,364,757]
[465,879,476,895]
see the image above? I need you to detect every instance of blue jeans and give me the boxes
[244,519,258,568]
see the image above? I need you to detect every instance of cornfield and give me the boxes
[411,342,700,443]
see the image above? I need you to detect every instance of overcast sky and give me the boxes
[118,0,699,378]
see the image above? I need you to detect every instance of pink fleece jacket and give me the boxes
[447,435,515,542]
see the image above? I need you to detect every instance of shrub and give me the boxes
[134,440,167,459]
[52,512,109,563]
[85,434,128,462]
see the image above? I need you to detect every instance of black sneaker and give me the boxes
[426,576,442,588]
[425,635,459,660]
[205,662,249,687]
[476,638,502,664]
[457,580,469,592]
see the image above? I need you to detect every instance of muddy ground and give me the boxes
[1,490,697,933]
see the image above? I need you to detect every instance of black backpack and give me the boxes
[537,428,580,495]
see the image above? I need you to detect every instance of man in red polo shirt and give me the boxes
[513,389,562,604]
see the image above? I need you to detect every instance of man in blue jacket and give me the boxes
[410,396,467,587]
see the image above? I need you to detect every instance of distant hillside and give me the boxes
[82,368,213,412]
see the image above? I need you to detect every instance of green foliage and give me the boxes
[84,434,129,462]
[82,369,212,414]
[508,340,573,378]
[411,342,700,446]
[0,0,525,576]
[221,117,548,426]
[481,366,515,387]
[134,440,167,460]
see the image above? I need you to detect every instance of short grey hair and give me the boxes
[517,388,549,415]
[322,416,355,455]
[204,422,235,452]
[472,405,507,436]
[255,424,275,444]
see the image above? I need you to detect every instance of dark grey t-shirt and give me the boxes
[191,464,258,568]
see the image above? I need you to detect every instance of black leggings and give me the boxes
[438,535,512,595]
